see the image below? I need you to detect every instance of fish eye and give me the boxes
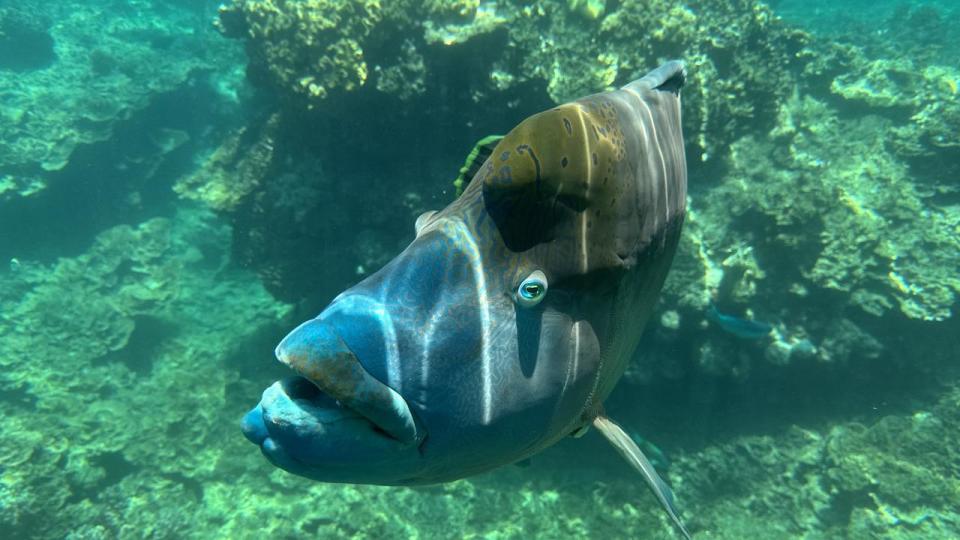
[516,270,548,307]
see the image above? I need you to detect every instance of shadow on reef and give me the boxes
[93,316,180,376]
[0,8,56,72]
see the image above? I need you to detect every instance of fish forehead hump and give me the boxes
[470,63,687,409]
[477,68,686,283]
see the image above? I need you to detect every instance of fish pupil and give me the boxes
[522,283,542,298]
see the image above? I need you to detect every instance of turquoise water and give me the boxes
[1,1,958,538]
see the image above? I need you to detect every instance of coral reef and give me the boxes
[217,0,386,104]
[669,382,960,538]
[0,0,240,182]
[623,2,960,387]
[832,56,960,166]
[175,113,282,211]
[0,205,291,539]
[217,0,809,161]
[0,0,252,272]
[3,0,959,538]
[712,94,959,322]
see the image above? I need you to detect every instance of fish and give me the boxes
[706,303,773,339]
[242,61,691,539]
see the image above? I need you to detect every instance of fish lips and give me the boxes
[241,318,424,482]
[241,378,415,480]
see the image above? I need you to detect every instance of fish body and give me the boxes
[242,61,690,536]
[706,304,773,339]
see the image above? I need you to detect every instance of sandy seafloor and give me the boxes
[1,0,958,538]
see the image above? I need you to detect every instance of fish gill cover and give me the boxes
[0,0,958,539]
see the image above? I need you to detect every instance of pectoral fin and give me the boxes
[593,415,692,540]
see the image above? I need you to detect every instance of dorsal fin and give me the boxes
[414,210,437,237]
[453,134,504,196]
[631,60,686,95]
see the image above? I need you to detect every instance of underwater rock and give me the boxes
[175,114,281,212]
[219,0,810,162]
[217,0,385,104]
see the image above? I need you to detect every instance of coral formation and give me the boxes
[0,206,291,538]
[0,1,239,179]
[218,0,809,161]
[175,114,282,211]
[217,0,386,105]
[717,94,959,321]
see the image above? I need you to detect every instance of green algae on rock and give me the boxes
[175,114,282,212]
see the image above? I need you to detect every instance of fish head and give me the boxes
[241,220,607,484]
[242,62,687,485]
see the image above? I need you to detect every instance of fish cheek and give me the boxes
[556,319,602,424]
[515,304,543,378]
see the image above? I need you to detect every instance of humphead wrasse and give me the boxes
[242,61,691,538]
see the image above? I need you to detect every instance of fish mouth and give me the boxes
[241,318,424,481]
[241,375,378,448]
[241,376,407,474]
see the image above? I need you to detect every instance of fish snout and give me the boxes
[240,404,269,445]
[274,318,422,444]
[240,318,425,484]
